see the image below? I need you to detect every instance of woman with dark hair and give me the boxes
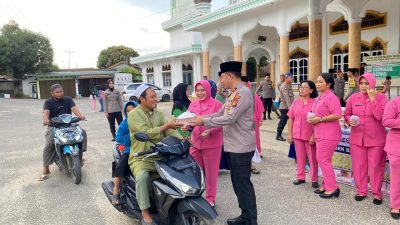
[308,73,343,198]
[172,83,191,137]
[287,80,319,188]
[104,79,123,141]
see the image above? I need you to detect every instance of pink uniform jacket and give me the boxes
[344,73,388,147]
[288,98,316,141]
[383,97,400,156]
[188,80,223,150]
[312,90,342,141]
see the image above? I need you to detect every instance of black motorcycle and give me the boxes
[102,132,218,225]
[50,114,84,184]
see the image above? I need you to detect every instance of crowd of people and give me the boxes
[38,60,400,224]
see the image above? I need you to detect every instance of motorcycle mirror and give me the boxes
[134,132,150,142]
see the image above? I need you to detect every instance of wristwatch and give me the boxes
[320,117,323,123]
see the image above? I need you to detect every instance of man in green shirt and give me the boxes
[128,84,182,225]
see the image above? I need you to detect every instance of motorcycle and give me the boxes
[102,132,218,225]
[50,114,84,184]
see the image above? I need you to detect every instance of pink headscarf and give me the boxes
[195,80,213,107]
[358,72,376,89]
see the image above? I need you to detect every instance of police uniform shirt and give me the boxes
[256,80,276,99]
[203,82,256,153]
[279,82,294,110]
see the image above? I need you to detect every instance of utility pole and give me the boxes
[66,50,74,70]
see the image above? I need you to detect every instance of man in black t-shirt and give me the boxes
[39,84,87,181]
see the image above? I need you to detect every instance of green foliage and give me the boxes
[246,57,257,82]
[120,66,140,75]
[97,46,139,68]
[259,56,270,66]
[0,21,55,78]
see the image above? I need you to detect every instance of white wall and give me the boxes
[169,27,200,50]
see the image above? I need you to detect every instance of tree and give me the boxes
[97,46,139,68]
[119,66,142,82]
[0,21,55,78]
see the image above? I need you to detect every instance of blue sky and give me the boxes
[0,0,228,68]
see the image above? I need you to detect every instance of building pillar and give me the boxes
[202,50,210,79]
[233,44,247,75]
[279,33,289,75]
[348,19,362,69]
[270,60,276,84]
[308,15,323,82]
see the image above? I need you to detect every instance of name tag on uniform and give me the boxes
[355,104,363,106]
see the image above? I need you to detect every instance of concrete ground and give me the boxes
[0,98,397,225]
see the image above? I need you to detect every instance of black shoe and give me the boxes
[312,182,319,188]
[391,210,400,220]
[373,198,383,205]
[276,136,286,141]
[227,216,248,225]
[293,179,305,185]
[268,116,272,120]
[112,138,115,142]
[354,195,367,201]
[314,189,325,194]
[263,116,266,120]
[319,189,340,199]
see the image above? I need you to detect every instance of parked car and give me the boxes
[121,83,172,102]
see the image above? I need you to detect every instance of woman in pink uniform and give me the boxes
[383,97,400,220]
[287,80,319,188]
[308,73,342,198]
[186,80,223,206]
[344,73,388,204]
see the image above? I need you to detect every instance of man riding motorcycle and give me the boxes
[39,84,87,181]
[128,84,183,225]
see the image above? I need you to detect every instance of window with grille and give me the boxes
[162,73,172,87]
[330,11,387,35]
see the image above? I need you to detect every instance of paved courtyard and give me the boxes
[0,98,397,225]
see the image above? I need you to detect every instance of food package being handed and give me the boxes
[176,111,196,124]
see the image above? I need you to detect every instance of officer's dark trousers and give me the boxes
[107,112,123,138]
[263,98,273,117]
[227,151,257,225]
[277,109,289,137]
[340,98,346,107]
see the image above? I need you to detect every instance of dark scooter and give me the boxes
[102,132,218,225]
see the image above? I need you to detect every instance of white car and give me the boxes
[121,83,172,102]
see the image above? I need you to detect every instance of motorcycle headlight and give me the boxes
[160,168,198,195]
[55,129,68,143]
[74,127,83,141]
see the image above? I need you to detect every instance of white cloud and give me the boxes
[0,0,170,68]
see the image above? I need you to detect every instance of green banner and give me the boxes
[370,63,400,78]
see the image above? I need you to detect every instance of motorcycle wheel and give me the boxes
[175,212,216,225]
[66,154,81,184]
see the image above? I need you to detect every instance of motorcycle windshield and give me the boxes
[156,136,190,156]
[59,114,72,123]
[51,114,79,126]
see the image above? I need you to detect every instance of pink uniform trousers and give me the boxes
[388,153,400,209]
[294,139,318,182]
[350,145,386,199]
[190,146,222,204]
[316,139,340,191]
